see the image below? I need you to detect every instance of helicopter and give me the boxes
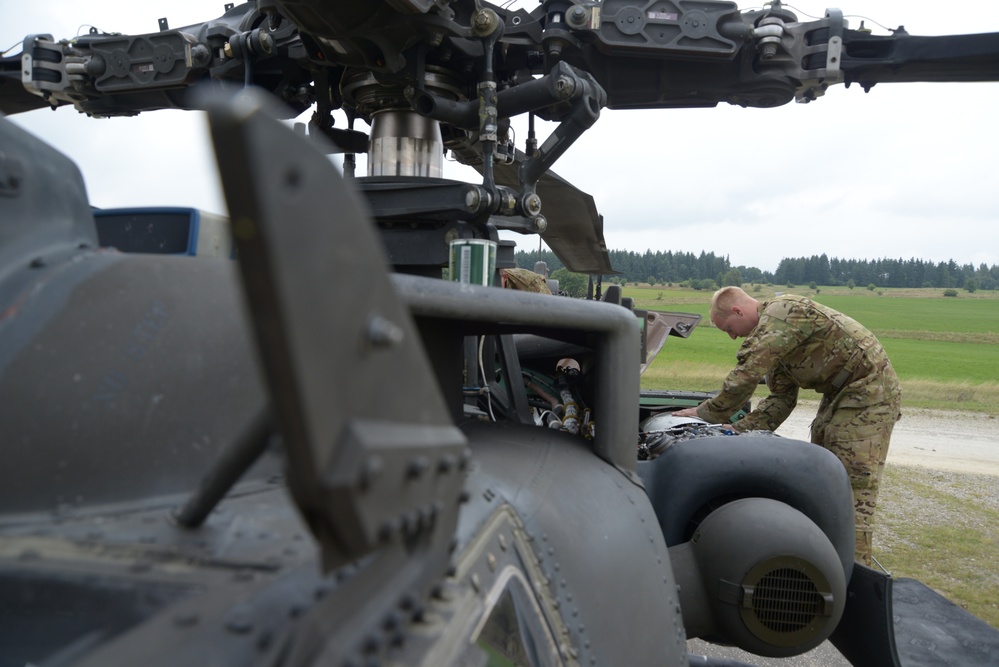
[1,1,998,666]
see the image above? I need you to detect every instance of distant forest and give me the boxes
[514,249,999,292]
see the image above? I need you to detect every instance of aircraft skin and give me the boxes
[1,2,998,665]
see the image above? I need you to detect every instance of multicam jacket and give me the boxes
[500,267,552,294]
[695,295,898,432]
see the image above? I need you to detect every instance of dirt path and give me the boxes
[773,400,999,476]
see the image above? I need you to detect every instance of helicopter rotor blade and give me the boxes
[837,30,999,88]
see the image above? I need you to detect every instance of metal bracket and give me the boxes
[793,9,846,102]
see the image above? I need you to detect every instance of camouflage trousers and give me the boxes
[811,395,901,566]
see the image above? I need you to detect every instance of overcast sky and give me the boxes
[3,1,997,273]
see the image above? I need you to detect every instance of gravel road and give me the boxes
[774,400,999,477]
[688,402,999,667]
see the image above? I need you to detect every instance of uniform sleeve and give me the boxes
[734,363,798,432]
[695,315,805,425]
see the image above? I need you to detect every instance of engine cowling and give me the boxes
[670,497,846,657]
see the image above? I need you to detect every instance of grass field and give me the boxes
[877,465,999,629]
[631,284,999,415]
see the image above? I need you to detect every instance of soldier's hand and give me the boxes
[672,407,700,418]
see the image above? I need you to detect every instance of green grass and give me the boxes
[631,285,999,415]
[881,338,999,384]
[876,465,999,628]
[812,294,999,335]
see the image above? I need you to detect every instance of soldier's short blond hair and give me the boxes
[710,286,751,320]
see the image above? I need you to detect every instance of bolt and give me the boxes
[225,613,254,634]
[761,42,778,60]
[472,9,499,36]
[554,75,575,100]
[465,187,481,210]
[503,192,516,211]
[382,611,402,631]
[365,315,404,348]
[406,456,429,479]
[362,635,381,654]
[257,32,274,54]
[437,454,457,473]
[523,193,542,216]
[190,44,210,66]
[566,6,588,28]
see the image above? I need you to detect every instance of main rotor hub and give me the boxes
[342,68,464,178]
[368,110,443,178]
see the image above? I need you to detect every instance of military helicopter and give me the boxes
[1,1,997,666]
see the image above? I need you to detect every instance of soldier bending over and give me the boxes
[674,286,901,566]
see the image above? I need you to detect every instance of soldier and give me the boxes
[674,286,901,566]
[500,267,553,294]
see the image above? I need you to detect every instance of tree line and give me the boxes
[515,249,999,294]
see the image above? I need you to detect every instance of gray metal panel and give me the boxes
[207,90,467,571]
[0,118,97,285]
[392,273,640,472]
[0,254,268,515]
[457,421,688,666]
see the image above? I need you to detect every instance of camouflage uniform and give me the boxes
[695,295,901,565]
[501,267,552,294]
